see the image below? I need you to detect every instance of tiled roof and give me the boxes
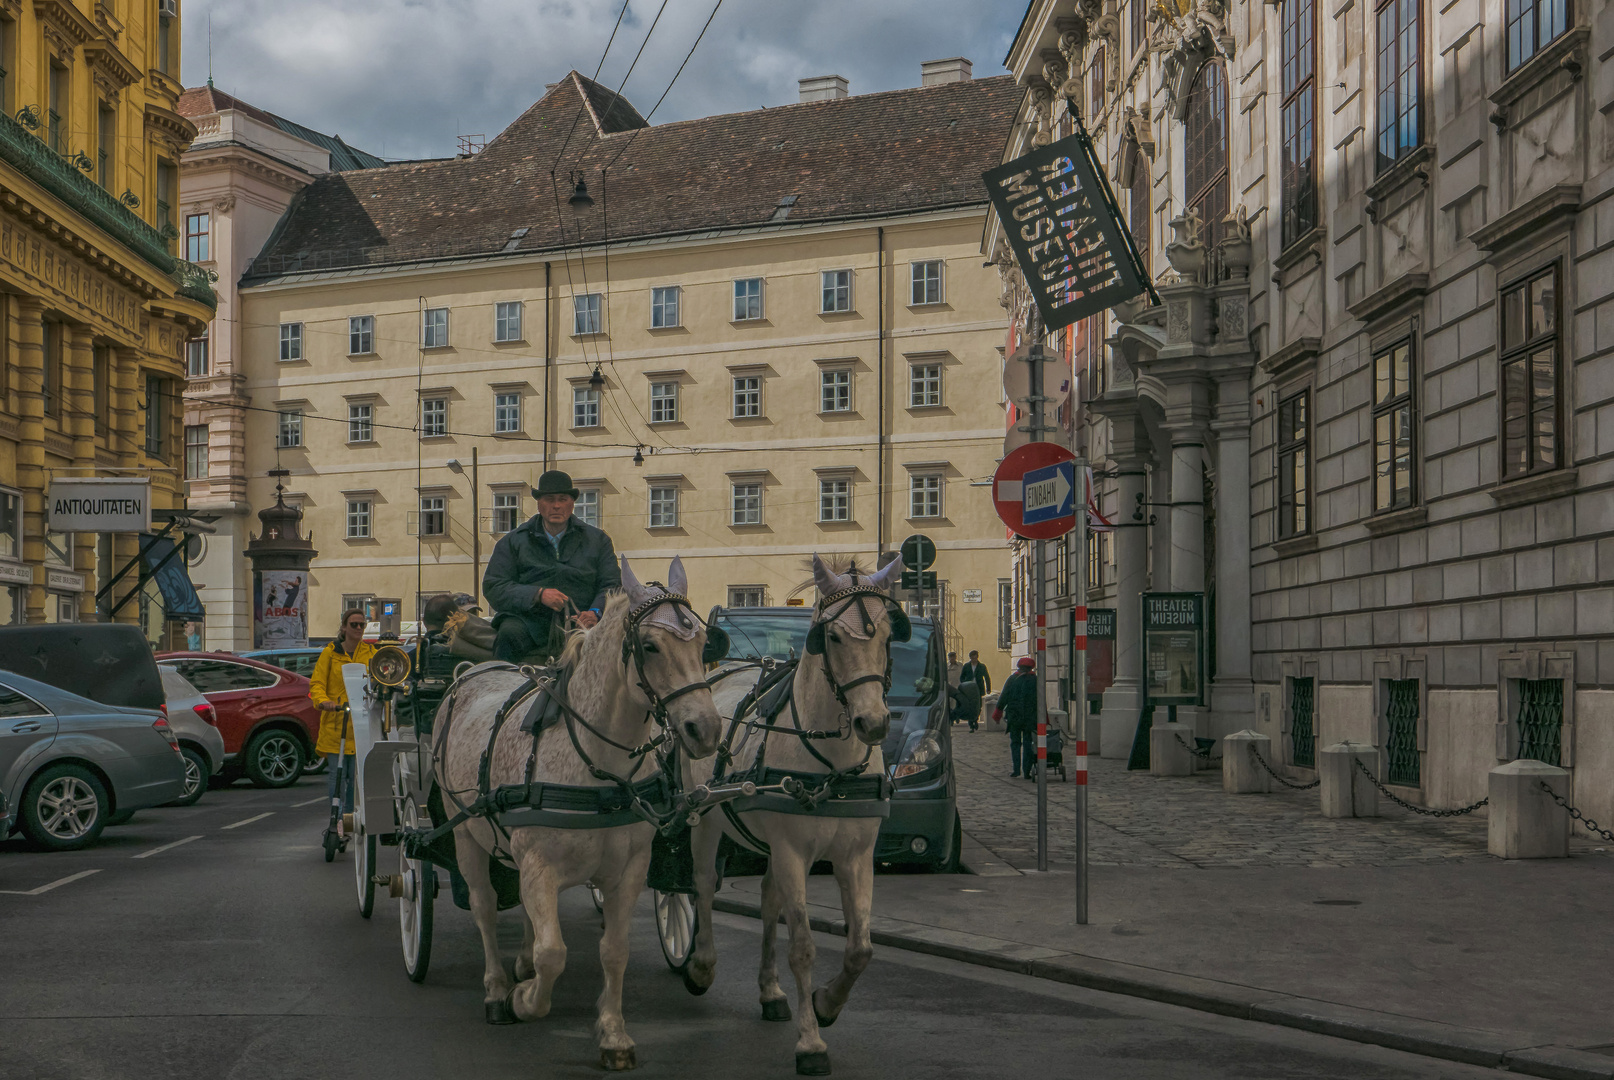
[244,71,1019,280]
[179,84,387,172]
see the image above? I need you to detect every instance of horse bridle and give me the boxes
[620,590,721,726]
[806,579,912,716]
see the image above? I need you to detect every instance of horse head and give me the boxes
[808,554,907,745]
[618,555,723,759]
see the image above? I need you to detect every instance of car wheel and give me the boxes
[166,748,208,807]
[245,730,304,788]
[21,764,109,851]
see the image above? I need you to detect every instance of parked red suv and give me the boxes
[155,652,321,788]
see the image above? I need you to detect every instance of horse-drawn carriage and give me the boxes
[330,555,909,1075]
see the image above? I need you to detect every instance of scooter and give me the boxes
[321,705,353,862]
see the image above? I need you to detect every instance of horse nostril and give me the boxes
[684,721,704,745]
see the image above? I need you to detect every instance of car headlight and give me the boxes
[369,645,411,687]
[892,732,942,779]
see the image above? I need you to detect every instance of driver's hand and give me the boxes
[575,610,599,630]
[538,588,567,611]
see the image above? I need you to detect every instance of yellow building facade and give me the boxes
[0,0,214,628]
[236,69,1019,658]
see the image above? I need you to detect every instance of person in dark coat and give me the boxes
[993,657,1039,778]
[481,471,621,663]
[958,649,992,732]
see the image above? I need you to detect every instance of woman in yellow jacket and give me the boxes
[309,608,377,813]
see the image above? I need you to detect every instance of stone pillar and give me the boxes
[14,300,46,622]
[64,326,96,619]
[1319,741,1380,818]
[1222,729,1273,793]
[1149,721,1196,776]
[1102,464,1149,759]
[1210,374,1254,740]
[1487,760,1570,859]
[1166,434,1205,594]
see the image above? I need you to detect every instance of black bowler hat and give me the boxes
[532,470,581,500]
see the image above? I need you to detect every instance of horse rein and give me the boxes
[812,582,900,714]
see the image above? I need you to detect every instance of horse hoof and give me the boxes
[795,1050,831,1076]
[812,988,838,1029]
[484,993,518,1025]
[682,970,710,997]
[600,1048,638,1071]
[761,997,791,1022]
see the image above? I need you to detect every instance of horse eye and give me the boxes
[643,642,660,654]
[828,630,842,644]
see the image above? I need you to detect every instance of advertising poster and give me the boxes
[254,570,308,648]
[1084,608,1116,701]
[1142,593,1204,706]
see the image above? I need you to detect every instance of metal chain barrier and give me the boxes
[1352,758,1488,817]
[1173,731,1222,762]
[1539,781,1614,843]
[1248,744,1320,790]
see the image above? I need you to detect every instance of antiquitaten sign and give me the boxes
[984,130,1149,334]
[46,478,151,533]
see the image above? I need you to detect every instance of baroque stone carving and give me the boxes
[1165,208,1207,281]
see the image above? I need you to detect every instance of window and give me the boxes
[168,660,279,694]
[1289,676,1317,767]
[910,363,942,407]
[576,489,600,527]
[731,482,762,525]
[821,269,852,313]
[0,488,19,561]
[911,261,943,305]
[157,0,174,74]
[349,315,374,355]
[1375,0,1421,170]
[573,293,602,335]
[1129,147,1151,277]
[494,301,523,342]
[910,475,943,518]
[1183,63,1230,279]
[651,286,680,328]
[185,327,208,377]
[420,397,447,438]
[572,387,600,428]
[732,375,761,418]
[41,321,59,417]
[348,402,373,443]
[184,213,209,262]
[1277,390,1310,538]
[1506,0,1569,71]
[819,477,851,522]
[92,346,109,435]
[494,391,521,433]
[156,160,175,243]
[1280,0,1317,248]
[184,424,208,479]
[1514,677,1563,765]
[279,322,303,361]
[649,486,679,528]
[341,593,376,619]
[346,499,372,539]
[47,62,64,152]
[997,579,1013,649]
[650,381,679,423]
[1372,341,1416,510]
[1131,0,1148,54]
[277,409,303,448]
[144,375,166,457]
[422,307,449,348]
[1090,46,1106,114]
[1385,678,1420,785]
[1501,265,1560,478]
[418,495,446,538]
[492,491,521,533]
[728,586,765,608]
[734,278,763,321]
[97,103,114,188]
[0,18,14,116]
[820,369,851,413]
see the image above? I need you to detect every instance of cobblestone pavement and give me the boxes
[950,725,1612,870]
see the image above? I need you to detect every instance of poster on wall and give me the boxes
[1084,607,1116,702]
[1142,593,1204,706]
[254,570,308,648]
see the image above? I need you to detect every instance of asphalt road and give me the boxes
[2,777,1502,1080]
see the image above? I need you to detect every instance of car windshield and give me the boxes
[714,610,938,708]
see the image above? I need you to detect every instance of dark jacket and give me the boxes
[997,670,1038,726]
[482,515,621,643]
[959,660,992,695]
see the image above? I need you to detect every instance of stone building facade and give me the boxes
[994,0,1614,829]
[231,68,1019,655]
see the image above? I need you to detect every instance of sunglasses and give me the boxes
[346,621,365,629]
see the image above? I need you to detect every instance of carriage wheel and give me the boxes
[354,828,376,918]
[399,799,435,983]
[654,889,697,972]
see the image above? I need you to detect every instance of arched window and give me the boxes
[1130,146,1151,277]
[1183,61,1229,277]
[1090,46,1106,116]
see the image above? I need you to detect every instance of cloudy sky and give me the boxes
[183,0,1029,162]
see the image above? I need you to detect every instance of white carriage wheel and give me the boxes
[354,824,375,918]
[654,889,697,972]
[399,798,434,983]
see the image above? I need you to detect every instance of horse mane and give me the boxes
[557,590,631,670]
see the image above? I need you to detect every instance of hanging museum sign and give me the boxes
[1142,592,1204,706]
[1084,607,1116,701]
[46,478,151,533]
[983,128,1152,334]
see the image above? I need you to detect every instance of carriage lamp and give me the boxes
[369,644,412,687]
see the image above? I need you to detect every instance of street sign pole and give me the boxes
[1029,331,1049,874]
[1074,456,1089,924]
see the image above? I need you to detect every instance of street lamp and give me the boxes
[568,170,594,209]
[588,364,605,391]
[446,449,479,609]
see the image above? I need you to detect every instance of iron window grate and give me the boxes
[1516,677,1562,766]
[1385,678,1419,785]
[1291,676,1316,768]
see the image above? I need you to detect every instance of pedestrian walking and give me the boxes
[958,649,992,732]
[308,608,377,815]
[993,657,1039,778]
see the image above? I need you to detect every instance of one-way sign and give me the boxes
[1022,461,1075,525]
[993,442,1077,540]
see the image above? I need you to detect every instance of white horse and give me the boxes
[433,556,722,1071]
[684,555,904,1076]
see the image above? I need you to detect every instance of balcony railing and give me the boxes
[0,107,218,309]
[172,260,220,309]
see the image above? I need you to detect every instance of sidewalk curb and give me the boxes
[710,894,1614,1080]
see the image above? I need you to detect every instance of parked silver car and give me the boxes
[159,666,225,807]
[0,668,186,850]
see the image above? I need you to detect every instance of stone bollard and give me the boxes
[1319,741,1380,818]
[1149,722,1196,776]
[1487,759,1570,859]
[1222,730,1273,794]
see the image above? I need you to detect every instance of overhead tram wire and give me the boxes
[549,0,636,174]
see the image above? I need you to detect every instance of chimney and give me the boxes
[798,75,850,103]
[921,57,973,86]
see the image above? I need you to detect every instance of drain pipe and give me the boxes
[877,226,886,554]
[542,261,552,470]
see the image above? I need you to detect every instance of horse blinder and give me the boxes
[702,621,731,665]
